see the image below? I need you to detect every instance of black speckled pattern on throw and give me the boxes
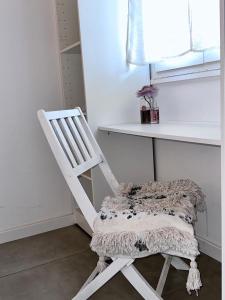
[134,240,149,252]
[98,179,206,226]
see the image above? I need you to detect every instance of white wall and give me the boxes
[0,0,73,243]
[78,0,150,133]
[157,77,220,124]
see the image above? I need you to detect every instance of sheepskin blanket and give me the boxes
[91,179,205,260]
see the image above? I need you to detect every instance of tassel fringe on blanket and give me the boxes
[186,259,202,296]
[96,256,108,273]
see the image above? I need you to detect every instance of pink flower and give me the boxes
[137,84,158,98]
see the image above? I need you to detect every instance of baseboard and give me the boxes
[0,214,76,244]
[197,235,221,262]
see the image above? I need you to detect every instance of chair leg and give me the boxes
[156,255,172,296]
[72,258,133,300]
[162,255,189,271]
[79,267,99,291]
[72,255,187,300]
[121,263,163,300]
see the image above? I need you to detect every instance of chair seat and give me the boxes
[91,179,205,260]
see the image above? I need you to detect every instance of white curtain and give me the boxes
[127,0,220,65]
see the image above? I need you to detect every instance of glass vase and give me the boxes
[150,98,159,124]
[150,107,159,124]
[140,99,150,124]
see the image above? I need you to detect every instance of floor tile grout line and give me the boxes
[0,247,93,279]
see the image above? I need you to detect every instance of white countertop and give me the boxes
[99,122,221,146]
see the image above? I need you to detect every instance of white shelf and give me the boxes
[99,122,221,146]
[60,41,81,54]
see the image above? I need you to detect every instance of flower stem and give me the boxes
[143,96,151,107]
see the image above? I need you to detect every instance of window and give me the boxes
[127,0,220,82]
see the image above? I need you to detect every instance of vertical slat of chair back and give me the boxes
[39,108,102,177]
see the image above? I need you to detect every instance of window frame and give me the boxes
[151,48,220,84]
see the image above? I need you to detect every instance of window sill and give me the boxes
[151,68,220,84]
[151,69,220,84]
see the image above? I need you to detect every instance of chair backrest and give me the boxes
[37,107,119,230]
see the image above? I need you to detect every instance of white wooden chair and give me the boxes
[38,107,189,300]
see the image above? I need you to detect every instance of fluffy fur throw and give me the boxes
[91,179,205,294]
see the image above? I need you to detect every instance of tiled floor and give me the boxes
[0,226,221,299]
